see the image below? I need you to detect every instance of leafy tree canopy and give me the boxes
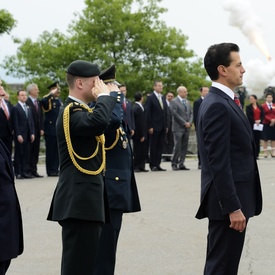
[2,0,209,101]
[0,9,17,35]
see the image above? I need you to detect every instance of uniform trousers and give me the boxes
[45,135,59,175]
[204,219,247,275]
[93,209,123,275]
[59,218,102,275]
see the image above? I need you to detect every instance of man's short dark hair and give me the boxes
[204,43,240,81]
[134,92,143,102]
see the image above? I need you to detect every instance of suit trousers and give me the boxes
[28,133,41,174]
[204,219,247,275]
[93,209,123,275]
[13,140,30,176]
[59,219,102,275]
[171,130,189,167]
[149,130,165,168]
[0,260,11,275]
[133,139,147,170]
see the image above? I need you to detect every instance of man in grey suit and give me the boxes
[170,86,193,170]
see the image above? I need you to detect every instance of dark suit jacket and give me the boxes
[123,99,135,134]
[145,92,167,132]
[133,102,146,141]
[0,100,13,141]
[193,97,203,129]
[196,87,262,220]
[47,95,116,222]
[26,97,44,136]
[245,104,264,128]
[11,103,34,141]
[104,92,141,213]
[0,140,23,261]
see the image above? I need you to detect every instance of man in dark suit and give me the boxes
[0,81,13,153]
[132,91,148,172]
[93,65,141,275]
[41,81,62,176]
[163,91,174,161]
[119,84,135,139]
[196,43,262,275]
[0,139,24,275]
[11,90,35,179]
[47,60,117,275]
[170,86,193,171]
[193,86,209,169]
[26,83,44,177]
[145,80,168,171]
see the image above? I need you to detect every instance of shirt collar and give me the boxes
[212,82,235,100]
[68,95,89,108]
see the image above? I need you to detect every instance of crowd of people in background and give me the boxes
[1,78,275,179]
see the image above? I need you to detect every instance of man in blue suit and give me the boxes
[145,80,168,171]
[11,90,35,179]
[196,43,262,274]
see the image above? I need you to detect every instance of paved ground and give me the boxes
[7,157,275,275]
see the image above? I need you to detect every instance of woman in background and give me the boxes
[246,95,264,159]
[261,93,275,157]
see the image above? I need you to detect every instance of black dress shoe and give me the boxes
[179,166,190,170]
[16,175,24,180]
[157,167,166,171]
[134,169,141,172]
[172,165,179,171]
[33,172,44,178]
[151,166,158,171]
[48,172,59,177]
[140,169,149,172]
[22,174,35,179]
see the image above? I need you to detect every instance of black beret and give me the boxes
[66,60,101,77]
[99,64,120,86]
[47,81,59,90]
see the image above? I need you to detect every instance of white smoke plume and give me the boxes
[223,0,275,95]
[244,60,275,97]
[223,0,270,59]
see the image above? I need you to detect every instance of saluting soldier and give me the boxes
[47,60,117,275]
[93,65,141,275]
[40,81,62,176]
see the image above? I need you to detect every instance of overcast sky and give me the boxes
[0,0,274,94]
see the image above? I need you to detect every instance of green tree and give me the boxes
[0,9,16,35]
[2,0,209,100]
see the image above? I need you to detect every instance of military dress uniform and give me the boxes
[47,60,117,275]
[93,65,141,275]
[41,82,62,176]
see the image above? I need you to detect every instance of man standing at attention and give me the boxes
[193,86,209,169]
[41,81,62,177]
[47,60,117,275]
[196,43,262,275]
[170,86,192,171]
[163,91,174,161]
[26,83,44,178]
[145,80,168,171]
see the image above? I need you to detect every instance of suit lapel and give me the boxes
[0,140,14,180]
[211,88,253,140]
